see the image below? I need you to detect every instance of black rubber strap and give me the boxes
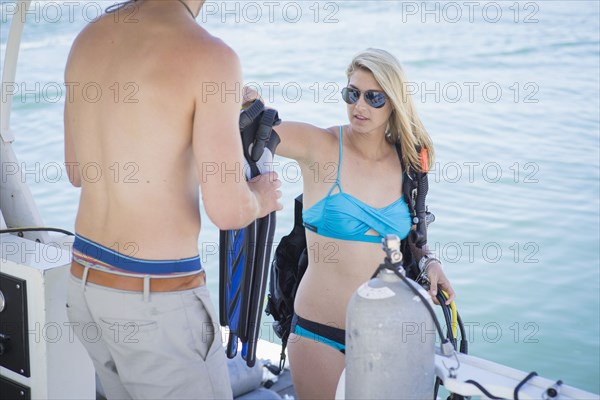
[464,379,503,399]
[0,227,74,236]
[239,100,265,131]
[250,108,279,162]
[514,371,538,400]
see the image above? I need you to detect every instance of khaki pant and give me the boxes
[67,274,233,399]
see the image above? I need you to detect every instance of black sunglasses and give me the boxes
[341,87,387,109]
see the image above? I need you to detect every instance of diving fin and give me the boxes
[219,100,281,367]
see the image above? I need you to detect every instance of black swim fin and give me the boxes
[219,100,281,367]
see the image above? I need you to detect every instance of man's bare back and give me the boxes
[65,0,281,260]
[64,2,281,398]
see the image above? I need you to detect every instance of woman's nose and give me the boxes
[354,93,369,110]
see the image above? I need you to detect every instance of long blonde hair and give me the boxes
[346,48,434,172]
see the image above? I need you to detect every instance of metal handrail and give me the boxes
[0,0,49,243]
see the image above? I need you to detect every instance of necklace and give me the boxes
[107,0,196,19]
[176,0,196,19]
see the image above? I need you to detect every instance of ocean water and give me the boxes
[1,0,599,393]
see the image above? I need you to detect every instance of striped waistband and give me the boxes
[72,234,202,275]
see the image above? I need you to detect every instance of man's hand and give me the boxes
[248,171,283,218]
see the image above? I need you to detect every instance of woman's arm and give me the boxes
[425,262,455,305]
[274,121,332,163]
[410,241,456,304]
[243,86,333,164]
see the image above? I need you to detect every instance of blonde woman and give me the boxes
[249,48,455,398]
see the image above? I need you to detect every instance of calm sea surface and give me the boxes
[1,0,599,393]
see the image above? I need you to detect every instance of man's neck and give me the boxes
[182,0,204,18]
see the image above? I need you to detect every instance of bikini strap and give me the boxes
[326,126,344,196]
[337,126,343,183]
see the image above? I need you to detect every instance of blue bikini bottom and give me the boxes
[291,314,345,353]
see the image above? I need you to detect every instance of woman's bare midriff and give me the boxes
[293,231,385,329]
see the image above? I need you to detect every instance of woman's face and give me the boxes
[345,69,393,136]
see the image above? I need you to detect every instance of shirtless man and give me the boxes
[64,1,281,398]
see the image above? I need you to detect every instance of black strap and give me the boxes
[514,371,538,400]
[464,380,503,399]
[396,143,429,247]
[239,100,265,131]
[176,0,196,18]
[251,109,279,162]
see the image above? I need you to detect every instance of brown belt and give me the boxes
[70,261,205,292]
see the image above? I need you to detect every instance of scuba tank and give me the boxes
[345,234,436,399]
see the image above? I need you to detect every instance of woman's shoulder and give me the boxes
[307,125,344,155]
[323,125,343,137]
[310,125,347,144]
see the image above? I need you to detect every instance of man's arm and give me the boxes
[192,42,281,230]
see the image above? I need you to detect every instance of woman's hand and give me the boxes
[425,262,455,305]
[242,85,263,106]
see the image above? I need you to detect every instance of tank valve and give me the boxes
[381,234,403,269]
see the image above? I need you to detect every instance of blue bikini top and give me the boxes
[302,126,412,243]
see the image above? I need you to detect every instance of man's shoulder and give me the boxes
[183,31,242,85]
[185,31,240,70]
[69,16,239,66]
